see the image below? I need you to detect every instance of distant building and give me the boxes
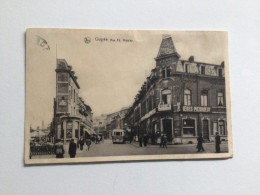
[124,36,227,144]
[54,59,94,142]
[106,107,129,138]
[93,114,107,138]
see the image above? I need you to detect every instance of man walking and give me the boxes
[86,137,91,151]
[215,132,221,153]
[197,133,205,152]
[162,134,167,149]
[69,139,77,158]
[79,137,84,151]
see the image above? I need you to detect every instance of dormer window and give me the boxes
[201,66,205,75]
[185,64,189,73]
[218,68,223,77]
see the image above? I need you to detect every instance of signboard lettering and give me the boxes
[182,106,211,112]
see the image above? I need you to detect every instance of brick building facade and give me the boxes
[124,36,227,144]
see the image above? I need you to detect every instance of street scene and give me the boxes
[26,29,231,163]
[31,139,228,159]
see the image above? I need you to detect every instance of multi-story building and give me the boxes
[93,114,107,138]
[105,107,129,138]
[124,36,227,144]
[54,59,94,142]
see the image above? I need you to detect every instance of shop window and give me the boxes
[219,120,225,135]
[184,89,191,106]
[75,129,79,138]
[161,89,171,104]
[201,66,205,75]
[218,69,223,77]
[66,122,73,138]
[183,119,195,136]
[201,90,208,106]
[217,92,224,106]
[212,122,217,135]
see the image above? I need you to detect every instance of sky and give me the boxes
[26,29,228,129]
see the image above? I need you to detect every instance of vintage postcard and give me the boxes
[25,28,233,164]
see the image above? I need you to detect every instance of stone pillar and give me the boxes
[63,120,67,143]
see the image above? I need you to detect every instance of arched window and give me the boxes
[201,90,208,106]
[184,89,191,106]
[161,89,171,104]
[217,92,224,106]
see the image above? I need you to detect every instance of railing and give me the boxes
[30,144,55,155]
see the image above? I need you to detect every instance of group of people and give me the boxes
[138,134,149,147]
[54,137,93,158]
[197,132,222,153]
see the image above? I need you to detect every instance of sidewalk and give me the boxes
[130,140,228,148]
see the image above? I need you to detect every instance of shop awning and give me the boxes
[84,128,93,135]
[89,128,96,135]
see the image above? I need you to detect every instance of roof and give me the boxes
[156,36,180,59]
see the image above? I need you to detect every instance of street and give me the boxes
[32,139,228,159]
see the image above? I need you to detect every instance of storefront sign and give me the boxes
[158,104,172,111]
[182,106,211,112]
[140,108,156,122]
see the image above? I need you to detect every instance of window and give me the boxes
[162,68,166,78]
[74,89,75,102]
[185,64,189,73]
[219,120,225,135]
[162,67,171,78]
[167,67,170,77]
[217,92,224,106]
[201,66,205,75]
[201,90,208,106]
[161,89,171,104]
[184,89,191,106]
[183,119,195,136]
[218,69,223,77]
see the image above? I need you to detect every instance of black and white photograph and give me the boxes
[25,29,232,164]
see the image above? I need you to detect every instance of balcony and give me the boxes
[158,103,172,111]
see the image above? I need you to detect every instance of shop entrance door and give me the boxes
[162,119,172,142]
[203,119,209,140]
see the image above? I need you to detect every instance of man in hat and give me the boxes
[69,139,77,158]
[215,132,221,153]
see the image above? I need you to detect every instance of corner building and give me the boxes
[125,36,228,144]
[54,59,94,142]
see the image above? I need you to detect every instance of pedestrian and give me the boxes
[215,132,221,153]
[162,134,167,149]
[79,137,84,151]
[160,134,164,148]
[143,134,147,147]
[76,138,79,149]
[197,133,205,152]
[69,139,77,158]
[54,139,64,158]
[86,137,91,151]
[138,136,143,147]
